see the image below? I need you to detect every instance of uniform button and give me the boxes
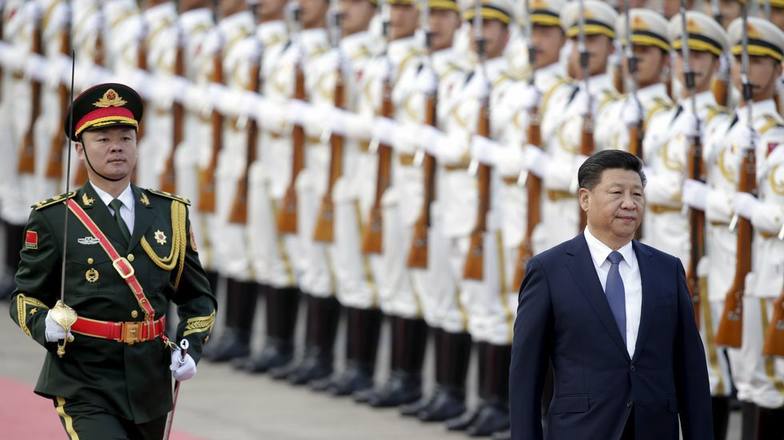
[127,254,135,262]
[131,310,139,319]
[87,257,94,264]
[626,401,633,408]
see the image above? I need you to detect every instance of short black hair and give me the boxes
[578,149,646,190]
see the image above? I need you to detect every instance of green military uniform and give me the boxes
[8,82,216,439]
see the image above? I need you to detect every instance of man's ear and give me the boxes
[74,142,84,159]
[578,187,591,212]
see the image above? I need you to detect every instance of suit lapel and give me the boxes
[79,183,127,249]
[128,186,155,252]
[632,241,653,361]
[565,235,630,359]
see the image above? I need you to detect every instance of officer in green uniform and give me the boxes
[8,82,217,440]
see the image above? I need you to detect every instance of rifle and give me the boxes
[45,3,72,181]
[74,10,105,185]
[313,5,346,243]
[196,34,224,214]
[763,275,784,357]
[623,3,643,160]
[361,0,393,254]
[511,0,542,289]
[159,25,186,194]
[709,0,729,106]
[577,0,594,231]
[227,40,262,225]
[462,1,491,281]
[406,0,437,268]
[16,6,43,176]
[135,14,148,143]
[716,3,754,348]
[276,5,306,234]
[680,1,704,327]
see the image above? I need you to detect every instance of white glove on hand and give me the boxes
[682,179,709,211]
[736,125,761,152]
[622,98,642,126]
[170,350,197,381]
[45,311,74,343]
[732,192,760,220]
[676,112,700,138]
[520,84,541,112]
[572,89,592,117]
[523,144,550,178]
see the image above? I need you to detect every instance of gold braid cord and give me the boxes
[184,310,216,337]
[140,201,188,288]
[16,294,49,337]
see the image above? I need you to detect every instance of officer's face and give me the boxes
[299,0,329,28]
[390,5,419,40]
[771,7,784,32]
[530,24,565,69]
[340,0,375,35]
[579,169,645,246]
[625,44,668,88]
[714,0,741,29]
[731,54,782,102]
[673,50,719,94]
[259,0,288,21]
[77,127,138,182]
[219,0,247,18]
[662,0,693,19]
[568,34,614,79]
[179,0,210,12]
[469,20,509,59]
[428,9,460,52]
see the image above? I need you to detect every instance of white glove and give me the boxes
[676,112,700,138]
[45,311,75,343]
[170,350,197,381]
[520,84,541,112]
[572,89,592,117]
[622,97,642,126]
[522,144,550,178]
[736,125,760,152]
[732,192,760,220]
[682,179,709,211]
[470,135,497,165]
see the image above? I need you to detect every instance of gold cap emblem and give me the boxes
[93,89,128,108]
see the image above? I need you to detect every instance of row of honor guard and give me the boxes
[1,0,784,439]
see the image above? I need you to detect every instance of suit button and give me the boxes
[127,254,135,262]
[627,401,633,408]
[131,310,139,319]
[630,364,636,372]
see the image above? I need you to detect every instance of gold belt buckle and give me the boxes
[121,321,142,345]
[112,257,135,279]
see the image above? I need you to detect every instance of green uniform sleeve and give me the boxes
[170,206,217,363]
[9,209,61,348]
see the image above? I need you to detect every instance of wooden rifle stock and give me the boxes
[197,46,224,214]
[228,52,262,225]
[74,32,105,185]
[45,18,71,180]
[629,121,643,160]
[512,105,542,289]
[763,283,784,357]
[612,62,624,94]
[276,59,306,234]
[160,33,186,194]
[685,133,705,328]
[313,68,346,243]
[135,22,148,143]
[17,12,43,175]
[406,91,438,268]
[578,111,594,231]
[715,146,756,347]
[463,98,491,281]
[711,77,729,107]
[361,76,394,255]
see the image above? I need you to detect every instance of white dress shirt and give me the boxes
[584,228,642,357]
[91,182,135,234]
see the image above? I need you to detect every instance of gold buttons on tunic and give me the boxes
[87,257,94,264]
[127,254,135,262]
[131,310,139,319]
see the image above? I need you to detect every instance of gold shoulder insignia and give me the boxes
[145,189,191,205]
[33,192,76,210]
[759,114,784,135]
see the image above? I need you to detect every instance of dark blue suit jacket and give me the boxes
[509,235,712,440]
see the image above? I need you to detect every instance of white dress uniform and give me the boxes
[336,35,423,310]
[172,7,214,268]
[135,2,177,190]
[205,11,255,281]
[594,83,673,151]
[103,0,140,75]
[402,46,468,329]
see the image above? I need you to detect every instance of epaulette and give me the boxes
[32,192,76,210]
[758,114,784,135]
[146,189,191,205]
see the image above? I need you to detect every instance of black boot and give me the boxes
[288,295,340,385]
[321,307,382,396]
[467,343,511,437]
[367,317,428,408]
[204,278,256,362]
[242,286,299,373]
[446,341,487,431]
[712,396,730,440]
[758,406,784,440]
[741,401,760,440]
[0,222,24,301]
[354,314,399,404]
[418,331,471,422]
[401,328,444,417]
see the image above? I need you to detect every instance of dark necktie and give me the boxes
[606,251,627,345]
[109,198,131,245]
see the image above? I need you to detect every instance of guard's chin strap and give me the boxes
[82,147,126,183]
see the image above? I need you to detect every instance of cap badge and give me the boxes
[93,89,128,108]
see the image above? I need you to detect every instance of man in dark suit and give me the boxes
[509,150,712,440]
